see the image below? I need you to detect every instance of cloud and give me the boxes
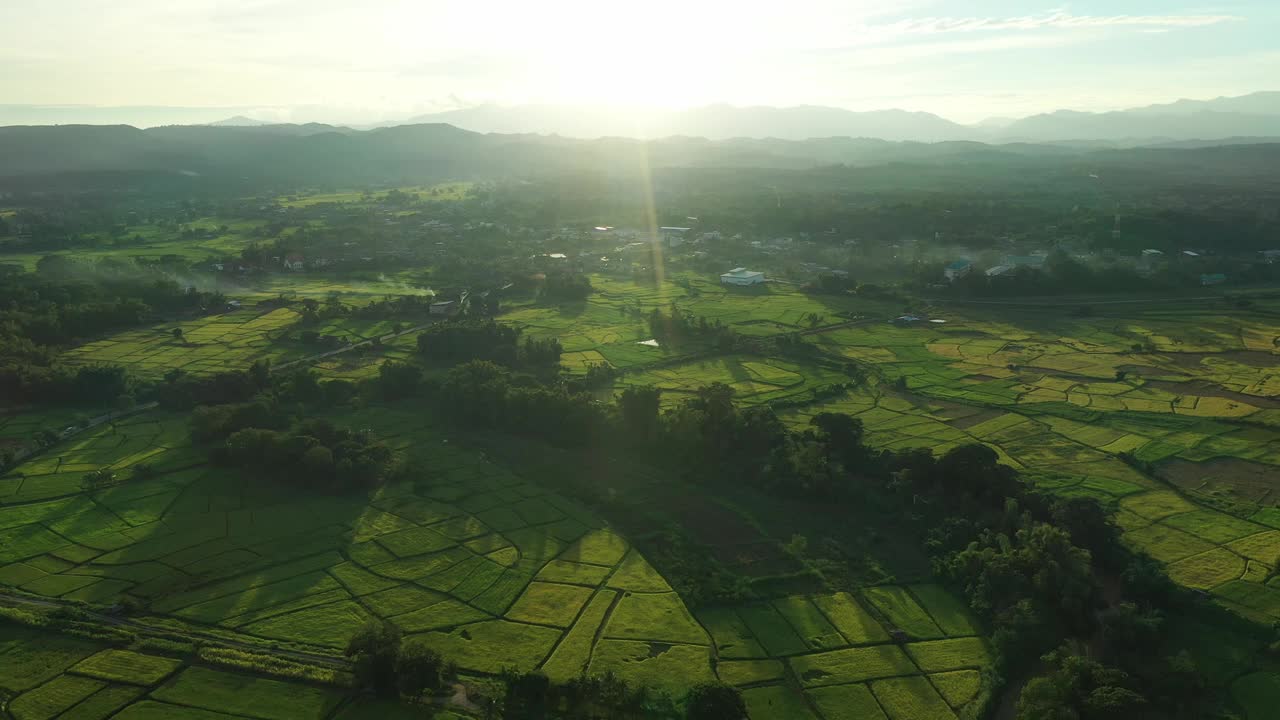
[883,11,1240,36]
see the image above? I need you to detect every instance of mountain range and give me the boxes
[2,92,1277,145]
[3,121,1280,197]
[398,93,1280,145]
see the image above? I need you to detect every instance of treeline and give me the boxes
[647,305,739,349]
[197,410,396,491]
[417,319,562,368]
[377,360,603,447]
[345,619,746,719]
[0,257,223,403]
[538,272,594,302]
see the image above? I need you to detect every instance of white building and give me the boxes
[720,268,765,286]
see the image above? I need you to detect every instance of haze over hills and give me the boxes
[2,91,1278,145]
[3,121,1280,197]
[405,93,1280,144]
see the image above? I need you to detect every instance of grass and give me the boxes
[360,584,444,617]
[716,659,786,686]
[560,530,629,566]
[0,626,99,692]
[862,586,944,640]
[812,593,892,645]
[414,620,561,674]
[69,649,182,685]
[807,683,889,720]
[904,638,992,673]
[8,674,105,719]
[152,666,345,720]
[741,685,820,720]
[930,670,984,709]
[1166,548,1248,590]
[541,589,617,682]
[772,596,847,650]
[59,685,146,720]
[588,639,715,694]
[737,604,810,657]
[788,645,918,688]
[535,559,613,586]
[871,676,958,720]
[603,591,708,645]
[908,585,980,637]
[607,551,672,592]
[697,608,768,659]
[505,582,594,627]
[113,700,245,720]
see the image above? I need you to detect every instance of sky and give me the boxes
[1,0,1277,124]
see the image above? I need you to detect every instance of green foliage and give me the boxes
[684,681,747,720]
[344,621,402,696]
[394,639,443,699]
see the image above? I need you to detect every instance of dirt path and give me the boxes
[0,592,349,669]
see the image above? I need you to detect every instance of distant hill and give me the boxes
[208,115,273,127]
[408,93,1280,144]
[2,122,1279,195]
[407,103,976,142]
[1128,91,1280,116]
[991,92,1280,143]
[997,109,1280,144]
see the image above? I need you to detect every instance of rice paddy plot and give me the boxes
[414,620,561,674]
[604,591,709,645]
[807,683,889,720]
[587,639,715,694]
[736,604,811,657]
[930,670,984,709]
[697,608,768,659]
[904,638,992,673]
[742,685,820,720]
[505,582,594,627]
[862,586,944,640]
[812,592,892,646]
[152,666,345,720]
[540,589,617,682]
[771,596,847,650]
[788,645,918,688]
[68,649,182,685]
[871,676,958,720]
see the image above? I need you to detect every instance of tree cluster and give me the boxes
[417,319,561,368]
[213,418,396,491]
[538,272,594,302]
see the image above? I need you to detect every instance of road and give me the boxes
[4,401,160,470]
[269,320,436,373]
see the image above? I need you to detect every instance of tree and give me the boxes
[396,639,443,699]
[502,670,551,720]
[810,412,868,468]
[1051,498,1122,569]
[171,327,184,341]
[345,621,402,696]
[684,681,747,720]
[619,386,662,441]
[1016,647,1145,720]
[378,361,422,399]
